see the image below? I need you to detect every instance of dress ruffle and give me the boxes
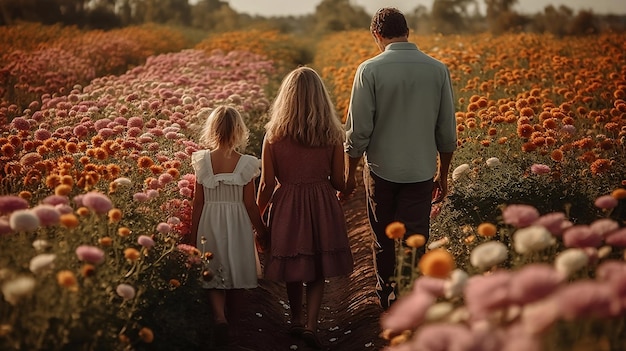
[191,150,260,188]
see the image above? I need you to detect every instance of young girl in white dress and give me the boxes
[189,105,269,348]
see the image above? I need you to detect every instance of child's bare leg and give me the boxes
[304,278,324,331]
[286,282,304,326]
[208,289,227,324]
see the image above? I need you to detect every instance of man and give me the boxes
[341,7,457,309]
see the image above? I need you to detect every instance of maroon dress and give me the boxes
[264,138,354,282]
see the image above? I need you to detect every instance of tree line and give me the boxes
[1,0,624,35]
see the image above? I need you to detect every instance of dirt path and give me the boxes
[234,179,388,351]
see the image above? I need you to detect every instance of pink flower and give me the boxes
[508,264,564,305]
[42,195,69,206]
[0,196,29,214]
[127,116,144,128]
[179,187,193,197]
[32,204,61,226]
[75,245,105,265]
[0,218,13,235]
[464,271,512,320]
[413,276,446,297]
[380,291,436,332]
[532,212,567,236]
[81,192,113,214]
[156,222,171,234]
[589,218,619,237]
[530,163,550,175]
[594,195,618,209]
[562,225,603,248]
[146,189,159,199]
[554,281,621,320]
[412,323,479,351]
[34,128,52,141]
[116,283,136,300]
[133,192,149,202]
[502,204,539,228]
[158,173,174,186]
[605,228,626,247]
[138,235,155,248]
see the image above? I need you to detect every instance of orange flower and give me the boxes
[138,327,154,343]
[118,227,132,237]
[418,249,455,278]
[55,184,72,196]
[124,248,140,261]
[169,279,181,288]
[76,207,90,216]
[18,191,32,200]
[611,188,626,200]
[590,159,611,175]
[57,270,78,290]
[137,156,154,169]
[550,149,564,162]
[385,222,406,239]
[406,234,426,248]
[98,237,113,247]
[60,213,79,228]
[517,124,534,138]
[477,222,497,237]
[81,264,96,277]
[108,208,122,223]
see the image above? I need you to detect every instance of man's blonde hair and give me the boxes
[265,66,344,147]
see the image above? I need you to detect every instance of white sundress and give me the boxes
[191,150,261,289]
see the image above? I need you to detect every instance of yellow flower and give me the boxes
[418,249,456,278]
[405,234,426,248]
[477,222,497,237]
[385,222,406,239]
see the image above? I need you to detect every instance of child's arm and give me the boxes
[330,143,346,192]
[189,181,204,247]
[257,138,276,216]
[244,180,269,251]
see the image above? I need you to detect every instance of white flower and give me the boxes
[444,269,468,299]
[486,157,501,167]
[470,241,508,270]
[2,276,36,305]
[32,239,51,251]
[554,248,589,277]
[452,164,470,181]
[425,302,455,321]
[427,236,449,250]
[9,209,40,232]
[29,254,56,274]
[113,177,132,186]
[513,225,555,254]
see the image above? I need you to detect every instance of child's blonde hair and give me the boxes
[198,106,249,150]
[265,66,344,147]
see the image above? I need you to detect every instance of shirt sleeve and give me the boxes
[344,63,375,158]
[435,67,458,153]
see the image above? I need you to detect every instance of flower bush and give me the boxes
[1,30,277,349]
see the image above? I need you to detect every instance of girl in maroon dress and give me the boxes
[257,67,354,349]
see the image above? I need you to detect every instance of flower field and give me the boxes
[1,25,625,350]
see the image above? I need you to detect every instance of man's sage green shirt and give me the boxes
[345,41,457,183]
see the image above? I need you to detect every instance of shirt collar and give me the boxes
[385,42,418,51]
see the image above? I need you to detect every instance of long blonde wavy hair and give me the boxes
[265,66,344,147]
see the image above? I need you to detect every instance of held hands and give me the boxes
[338,175,357,202]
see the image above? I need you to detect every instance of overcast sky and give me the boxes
[225,0,626,17]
